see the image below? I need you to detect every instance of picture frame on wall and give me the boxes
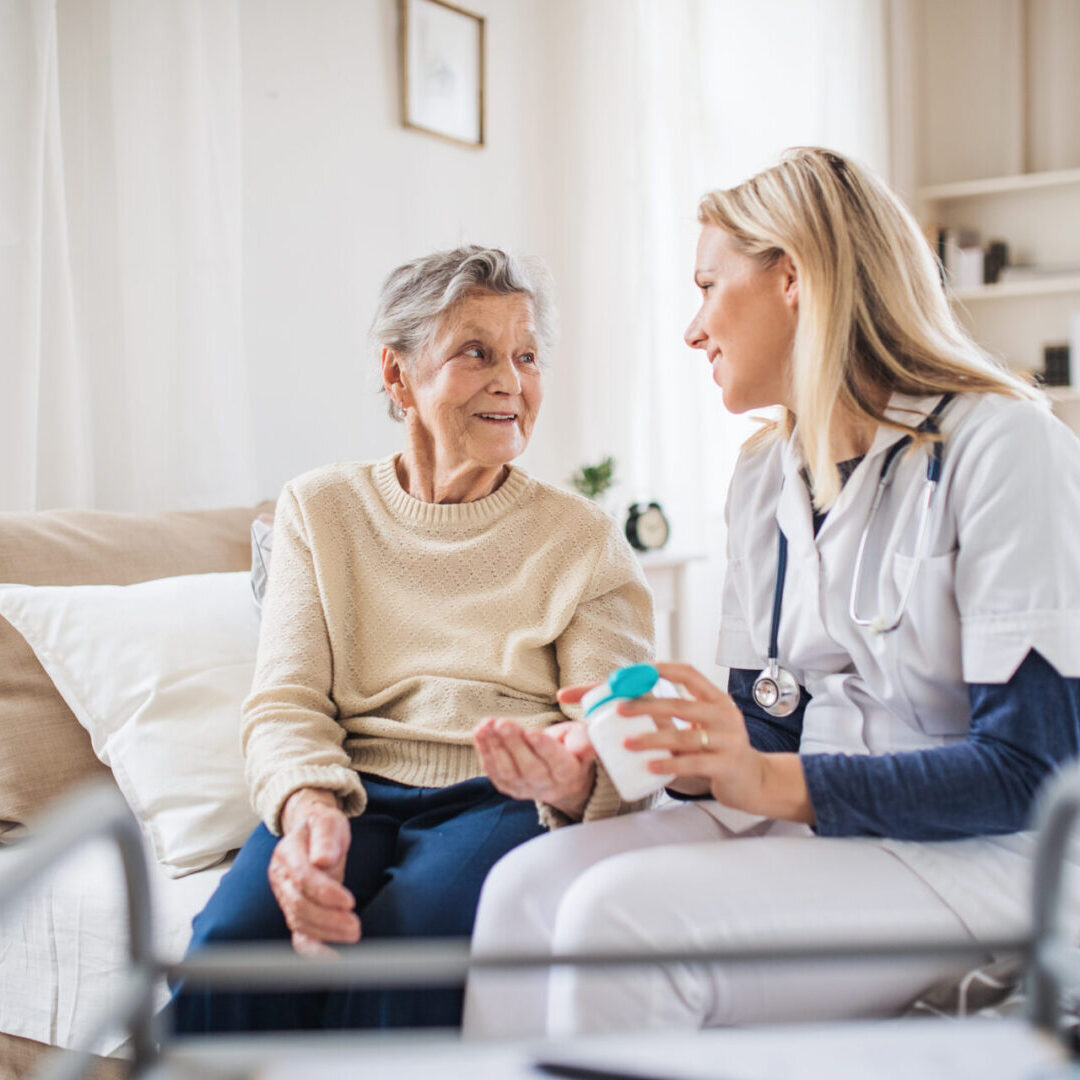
[400,0,485,148]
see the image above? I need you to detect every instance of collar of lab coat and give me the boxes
[865,391,947,462]
[776,391,945,552]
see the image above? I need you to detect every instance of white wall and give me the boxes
[239,0,581,499]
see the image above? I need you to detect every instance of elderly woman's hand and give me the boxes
[474,718,596,820]
[269,788,360,956]
[615,663,815,824]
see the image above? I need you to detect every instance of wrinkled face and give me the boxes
[406,290,543,467]
[684,226,798,413]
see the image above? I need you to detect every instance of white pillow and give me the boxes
[0,572,260,877]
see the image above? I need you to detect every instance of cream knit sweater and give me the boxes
[241,454,655,835]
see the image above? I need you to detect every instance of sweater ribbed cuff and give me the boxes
[582,764,624,822]
[536,763,627,830]
[258,765,368,836]
[536,800,570,830]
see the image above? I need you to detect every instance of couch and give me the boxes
[0,503,270,1079]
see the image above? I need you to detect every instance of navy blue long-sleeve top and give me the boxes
[726,654,1080,840]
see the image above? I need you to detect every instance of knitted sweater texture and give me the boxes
[242,455,655,834]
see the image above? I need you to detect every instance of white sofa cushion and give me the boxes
[0,572,260,876]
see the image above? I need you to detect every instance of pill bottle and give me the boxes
[583,663,676,801]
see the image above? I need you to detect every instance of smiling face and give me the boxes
[684,225,799,414]
[401,290,543,469]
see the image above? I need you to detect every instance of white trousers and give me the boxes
[463,801,979,1036]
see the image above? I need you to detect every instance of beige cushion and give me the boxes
[0,505,271,835]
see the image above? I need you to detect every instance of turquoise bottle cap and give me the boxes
[583,663,660,716]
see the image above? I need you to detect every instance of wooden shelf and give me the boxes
[950,276,1080,301]
[900,2,1080,438]
[920,168,1080,201]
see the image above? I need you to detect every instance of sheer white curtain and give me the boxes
[557,0,891,671]
[1,0,86,510]
[1,0,255,512]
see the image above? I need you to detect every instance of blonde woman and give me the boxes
[465,148,1080,1034]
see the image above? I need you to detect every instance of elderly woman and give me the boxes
[171,246,653,1033]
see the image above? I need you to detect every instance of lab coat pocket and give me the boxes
[718,555,767,669]
[887,548,965,734]
[890,548,959,615]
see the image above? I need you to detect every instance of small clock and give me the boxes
[625,502,670,551]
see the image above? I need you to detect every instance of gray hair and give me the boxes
[371,245,557,421]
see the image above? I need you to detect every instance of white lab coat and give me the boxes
[716,390,1080,941]
[463,390,1080,1036]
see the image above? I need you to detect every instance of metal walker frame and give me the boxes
[6,768,1080,1080]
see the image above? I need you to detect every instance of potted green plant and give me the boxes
[570,456,617,503]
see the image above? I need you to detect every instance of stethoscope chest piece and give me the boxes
[752,659,801,718]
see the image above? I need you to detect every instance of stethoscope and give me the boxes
[752,395,953,718]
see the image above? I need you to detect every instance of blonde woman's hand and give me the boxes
[618,663,815,824]
[269,787,360,956]
[474,718,596,820]
[556,679,709,797]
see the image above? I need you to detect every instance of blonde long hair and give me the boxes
[698,147,1040,508]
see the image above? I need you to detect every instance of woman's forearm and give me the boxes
[759,753,816,824]
[665,755,814,819]
[802,650,1079,841]
[801,743,1038,839]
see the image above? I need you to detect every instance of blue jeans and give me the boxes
[170,774,546,1032]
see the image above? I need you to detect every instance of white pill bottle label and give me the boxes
[584,664,676,802]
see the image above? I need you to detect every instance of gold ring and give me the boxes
[699,728,710,750]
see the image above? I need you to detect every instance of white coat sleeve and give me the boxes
[953,400,1080,682]
[715,458,768,671]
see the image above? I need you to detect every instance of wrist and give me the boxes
[549,763,597,821]
[759,753,815,824]
[282,787,340,833]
